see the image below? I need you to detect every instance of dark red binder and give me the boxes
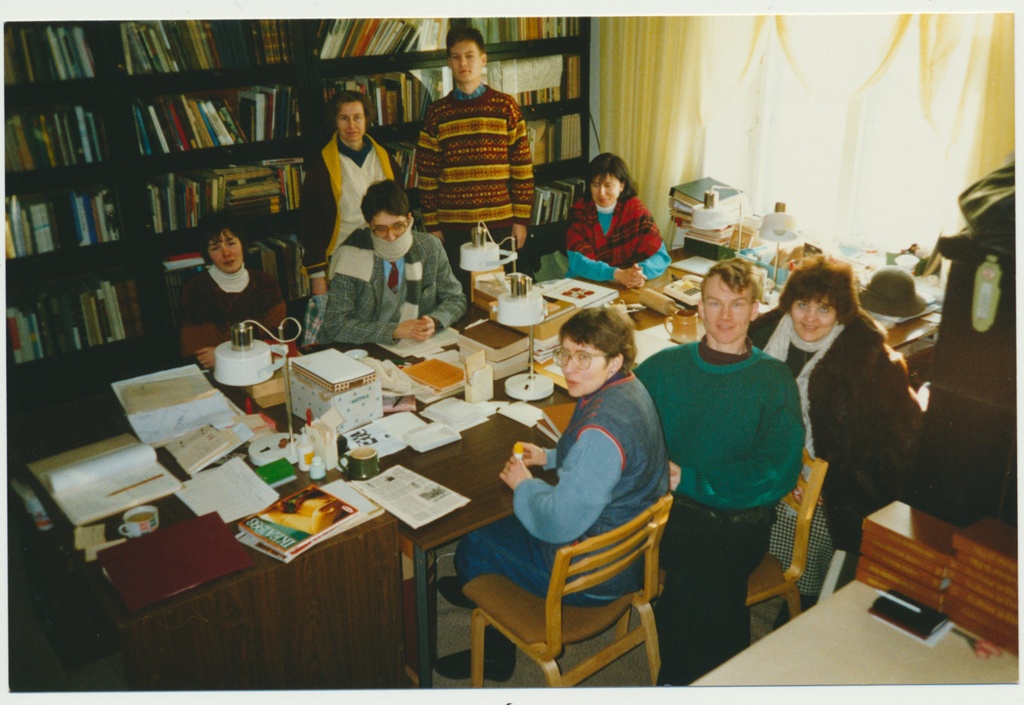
[98,512,254,612]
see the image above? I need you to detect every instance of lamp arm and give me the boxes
[234,316,303,344]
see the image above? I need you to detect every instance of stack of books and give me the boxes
[857,501,955,611]
[668,177,756,252]
[456,320,530,380]
[944,517,1018,653]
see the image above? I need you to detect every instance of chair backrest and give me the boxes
[543,494,673,647]
[781,449,829,578]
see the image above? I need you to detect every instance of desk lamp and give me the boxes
[690,186,737,231]
[460,221,518,272]
[759,202,799,285]
[497,273,554,401]
[214,317,303,466]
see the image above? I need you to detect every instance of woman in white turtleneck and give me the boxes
[179,213,286,369]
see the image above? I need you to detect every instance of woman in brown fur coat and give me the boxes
[750,255,923,609]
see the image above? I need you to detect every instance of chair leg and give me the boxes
[470,609,487,688]
[635,602,661,685]
[614,609,631,640]
[784,585,803,620]
[539,658,563,686]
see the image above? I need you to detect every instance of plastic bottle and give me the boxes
[12,479,53,531]
[297,429,314,472]
[309,455,326,481]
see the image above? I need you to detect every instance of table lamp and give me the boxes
[460,220,518,272]
[214,317,303,466]
[496,273,554,401]
[759,202,799,285]
[690,186,737,231]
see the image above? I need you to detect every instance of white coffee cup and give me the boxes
[118,505,159,538]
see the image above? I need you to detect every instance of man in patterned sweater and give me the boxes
[321,180,465,345]
[635,258,804,685]
[416,26,534,293]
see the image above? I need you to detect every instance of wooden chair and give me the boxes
[462,494,673,687]
[745,449,829,619]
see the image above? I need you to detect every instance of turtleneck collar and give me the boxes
[208,264,250,293]
[337,134,372,167]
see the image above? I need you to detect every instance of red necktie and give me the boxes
[387,264,399,291]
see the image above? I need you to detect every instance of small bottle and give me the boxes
[297,429,314,472]
[309,455,326,481]
[12,479,52,531]
[513,442,524,462]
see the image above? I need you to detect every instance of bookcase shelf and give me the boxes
[6,16,592,412]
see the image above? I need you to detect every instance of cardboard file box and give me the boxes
[288,350,384,433]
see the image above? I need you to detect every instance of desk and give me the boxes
[9,393,406,690]
[695,581,1018,685]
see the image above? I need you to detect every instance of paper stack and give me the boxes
[421,397,490,432]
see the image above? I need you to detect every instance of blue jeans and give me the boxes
[454,516,622,607]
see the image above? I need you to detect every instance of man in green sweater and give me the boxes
[634,257,803,685]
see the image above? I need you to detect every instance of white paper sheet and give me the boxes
[175,457,279,523]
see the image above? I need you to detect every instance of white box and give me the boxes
[287,350,384,433]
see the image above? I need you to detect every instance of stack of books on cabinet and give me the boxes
[857,501,955,610]
[944,517,1018,653]
[668,177,756,254]
[7,271,144,363]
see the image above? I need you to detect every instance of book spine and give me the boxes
[945,581,1018,622]
[859,538,950,590]
[951,549,1017,584]
[855,556,943,611]
[943,597,1019,654]
[949,559,1018,601]
[861,521,953,569]
[952,535,1018,577]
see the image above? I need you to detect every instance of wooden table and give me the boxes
[8,392,406,690]
[695,581,1018,685]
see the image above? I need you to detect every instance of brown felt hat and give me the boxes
[859,266,927,317]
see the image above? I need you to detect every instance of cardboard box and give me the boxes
[289,372,383,434]
[245,368,286,408]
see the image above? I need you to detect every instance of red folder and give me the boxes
[98,512,254,612]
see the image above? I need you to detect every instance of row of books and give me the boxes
[146,162,303,234]
[162,234,308,326]
[317,18,450,59]
[856,501,1017,653]
[470,17,582,43]
[6,270,143,363]
[385,141,419,190]
[487,55,581,107]
[323,70,448,127]
[120,20,293,76]
[131,86,299,157]
[527,113,583,166]
[6,188,119,258]
[5,106,107,173]
[4,24,96,85]
[530,178,586,226]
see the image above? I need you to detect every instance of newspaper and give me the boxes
[350,465,469,529]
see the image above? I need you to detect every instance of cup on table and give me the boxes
[118,505,159,538]
[664,309,700,344]
[340,447,380,481]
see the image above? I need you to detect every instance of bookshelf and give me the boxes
[6,17,592,412]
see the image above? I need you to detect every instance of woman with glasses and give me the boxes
[180,211,286,369]
[321,180,466,344]
[565,153,670,289]
[434,307,669,681]
[749,255,923,619]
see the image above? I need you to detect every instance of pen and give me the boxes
[464,318,487,330]
[876,589,921,613]
[107,474,163,497]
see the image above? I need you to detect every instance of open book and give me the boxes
[28,433,183,526]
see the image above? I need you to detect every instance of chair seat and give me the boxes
[746,552,787,598]
[464,574,634,645]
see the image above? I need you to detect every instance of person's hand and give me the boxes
[614,264,646,289]
[196,347,216,369]
[311,277,328,296]
[668,461,681,491]
[500,454,534,490]
[429,230,444,242]
[393,315,436,341]
[516,442,546,467]
[512,223,528,250]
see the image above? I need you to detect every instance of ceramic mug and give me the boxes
[340,446,380,481]
[664,309,700,344]
[118,505,159,538]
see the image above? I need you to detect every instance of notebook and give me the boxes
[98,512,254,612]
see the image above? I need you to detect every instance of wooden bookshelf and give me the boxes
[6,17,592,412]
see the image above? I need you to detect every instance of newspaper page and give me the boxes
[350,465,469,529]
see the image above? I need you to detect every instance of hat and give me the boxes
[859,266,927,317]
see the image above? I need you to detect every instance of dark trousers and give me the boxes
[655,496,774,685]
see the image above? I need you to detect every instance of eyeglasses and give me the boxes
[370,219,410,238]
[554,347,608,371]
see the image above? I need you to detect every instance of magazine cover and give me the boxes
[238,483,358,556]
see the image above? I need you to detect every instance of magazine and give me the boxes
[349,465,469,530]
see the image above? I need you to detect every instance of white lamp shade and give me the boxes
[213,339,285,386]
[460,241,518,272]
[690,204,735,231]
[759,211,798,243]
[496,290,545,327]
